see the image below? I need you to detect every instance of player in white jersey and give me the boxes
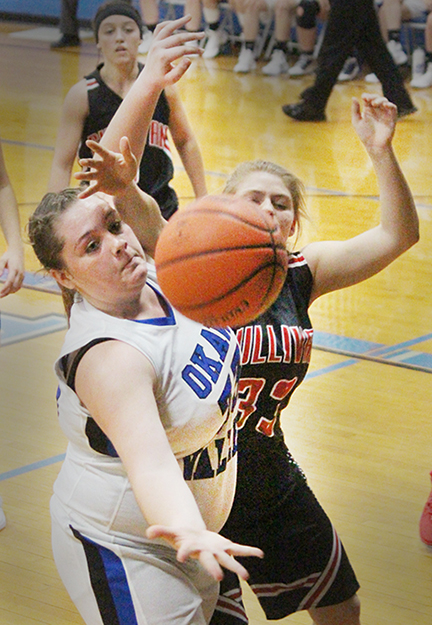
[79,25,420,621]
[28,21,262,625]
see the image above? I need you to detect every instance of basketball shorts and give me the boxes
[51,496,218,625]
[210,473,360,623]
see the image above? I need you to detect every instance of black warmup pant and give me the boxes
[302,0,414,112]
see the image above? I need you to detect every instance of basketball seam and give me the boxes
[176,208,278,233]
[176,260,287,311]
[156,244,287,269]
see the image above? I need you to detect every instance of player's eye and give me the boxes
[109,220,123,234]
[85,240,100,254]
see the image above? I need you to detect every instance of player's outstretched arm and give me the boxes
[303,94,419,302]
[100,16,204,166]
[76,137,165,256]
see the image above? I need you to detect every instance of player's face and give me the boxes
[52,194,147,309]
[233,171,297,242]
[97,15,141,62]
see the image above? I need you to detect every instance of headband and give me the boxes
[93,2,143,42]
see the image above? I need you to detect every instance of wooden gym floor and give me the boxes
[0,18,431,625]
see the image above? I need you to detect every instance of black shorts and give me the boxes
[211,461,359,623]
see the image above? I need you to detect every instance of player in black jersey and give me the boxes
[77,18,420,625]
[48,1,207,219]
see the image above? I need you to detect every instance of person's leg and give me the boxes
[288,0,324,76]
[232,0,263,72]
[309,595,361,625]
[262,0,295,75]
[139,0,159,25]
[283,0,360,119]
[185,0,204,32]
[138,0,160,54]
[356,0,416,113]
[202,0,229,59]
[51,0,80,48]
[419,470,432,544]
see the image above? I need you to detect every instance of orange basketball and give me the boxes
[154,195,289,327]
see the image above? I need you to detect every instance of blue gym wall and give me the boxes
[0,1,144,23]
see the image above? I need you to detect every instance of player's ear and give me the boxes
[50,268,76,290]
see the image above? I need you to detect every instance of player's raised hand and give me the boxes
[142,16,205,91]
[147,525,263,581]
[75,137,138,199]
[352,93,397,153]
[0,246,24,297]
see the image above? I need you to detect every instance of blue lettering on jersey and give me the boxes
[182,364,212,397]
[201,328,229,360]
[182,328,231,398]
[183,425,236,480]
[218,375,232,415]
[191,345,222,382]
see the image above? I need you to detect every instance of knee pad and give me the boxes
[296,0,320,29]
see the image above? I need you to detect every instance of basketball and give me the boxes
[154,195,289,327]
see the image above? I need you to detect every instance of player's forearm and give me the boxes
[369,145,419,253]
[47,161,73,193]
[178,140,208,198]
[131,464,207,531]
[0,185,23,249]
[100,72,162,165]
[113,182,166,256]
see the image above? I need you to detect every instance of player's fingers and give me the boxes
[85,139,109,156]
[153,15,192,39]
[214,551,250,580]
[75,169,99,181]
[167,57,194,82]
[227,544,263,559]
[198,551,224,581]
[9,269,24,292]
[78,183,98,199]
[351,97,361,121]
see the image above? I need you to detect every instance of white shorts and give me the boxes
[51,496,218,625]
[404,0,428,19]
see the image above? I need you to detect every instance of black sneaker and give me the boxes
[51,34,81,49]
[397,105,418,119]
[282,101,326,122]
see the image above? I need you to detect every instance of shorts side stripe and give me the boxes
[298,526,342,610]
[71,527,138,625]
[250,572,321,598]
[214,586,248,623]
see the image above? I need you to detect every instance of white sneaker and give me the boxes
[387,39,408,66]
[365,72,379,83]
[262,49,289,75]
[0,496,6,530]
[234,47,256,73]
[288,53,315,76]
[411,47,426,82]
[338,56,361,81]
[203,29,228,59]
[138,30,153,55]
[410,62,432,88]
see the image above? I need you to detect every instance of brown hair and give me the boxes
[224,160,308,240]
[28,188,81,319]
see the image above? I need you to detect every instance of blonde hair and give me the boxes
[224,160,308,241]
